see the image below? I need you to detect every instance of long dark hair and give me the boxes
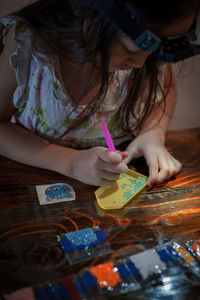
[4,0,200,133]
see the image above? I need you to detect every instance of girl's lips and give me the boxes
[113,65,133,71]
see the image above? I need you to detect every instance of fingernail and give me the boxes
[149,181,155,187]
[121,151,129,159]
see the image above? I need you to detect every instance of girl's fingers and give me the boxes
[148,152,182,186]
[155,153,171,183]
[97,148,128,174]
[98,148,122,164]
[167,156,182,176]
[144,151,159,186]
[99,169,121,182]
[100,160,128,174]
[121,151,129,160]
[147,151,171,185]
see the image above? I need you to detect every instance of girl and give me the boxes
[0,0,199,186]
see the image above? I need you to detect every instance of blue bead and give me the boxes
[34,287,51,300]
[80,272,98,290]
[48,284,70,299]
[157,248,172,262]
[59,237,75,253]
[74,278,86,295]
[127,261,140,275]
[166,245,183,262]
[65,228,98,250]
[126,261,143,282]
[115,263,130,279]
[95,230,106,243]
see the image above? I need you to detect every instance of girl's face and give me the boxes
[109,14,195,72]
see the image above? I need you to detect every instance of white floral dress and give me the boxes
[1,16,165,149]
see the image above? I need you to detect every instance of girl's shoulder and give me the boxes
[0,15,50,53]
[1,15,31,43]
[1,15,55,66]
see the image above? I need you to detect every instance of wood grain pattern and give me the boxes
[0,128,200,297]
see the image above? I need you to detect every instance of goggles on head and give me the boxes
[96,0,200,63]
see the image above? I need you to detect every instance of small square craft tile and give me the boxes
[129,249,167,281]
[58,227,112,265]
[90,262,122,288]
[59,228,100,252]
[95,169,147,210]
[36,183,75,205]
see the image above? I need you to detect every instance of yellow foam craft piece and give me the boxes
[95,169,147,210]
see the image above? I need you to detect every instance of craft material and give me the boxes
[129,249,167,281]
[100,122,116,152]
[90,262,121,288]
[172,242,195,265]
[57,227,112,265]
[36,183,75,205]
[114,261,143,287]
[95,169,147,210]
[5,239,200,300]
[172,241,200,279]
[156,245,183,271]
[186,240,200,263]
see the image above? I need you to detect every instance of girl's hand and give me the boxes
[69,147,129,186]
[123,129,182,187]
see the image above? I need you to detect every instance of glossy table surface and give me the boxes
[0,127,200,299]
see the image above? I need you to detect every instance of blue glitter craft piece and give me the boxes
[66,228,98,248]
[45,184,72,201]
[59,228,106,253]
[58,227,112,265]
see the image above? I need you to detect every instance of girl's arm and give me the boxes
[140,64,176,138]
[124,64,182,186]
[0,27,76,178]
[0,26,128,186]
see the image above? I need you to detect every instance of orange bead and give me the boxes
[90,262,121,288]
[176,247,195,264]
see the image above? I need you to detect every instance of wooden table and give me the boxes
[0,127,200,298]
